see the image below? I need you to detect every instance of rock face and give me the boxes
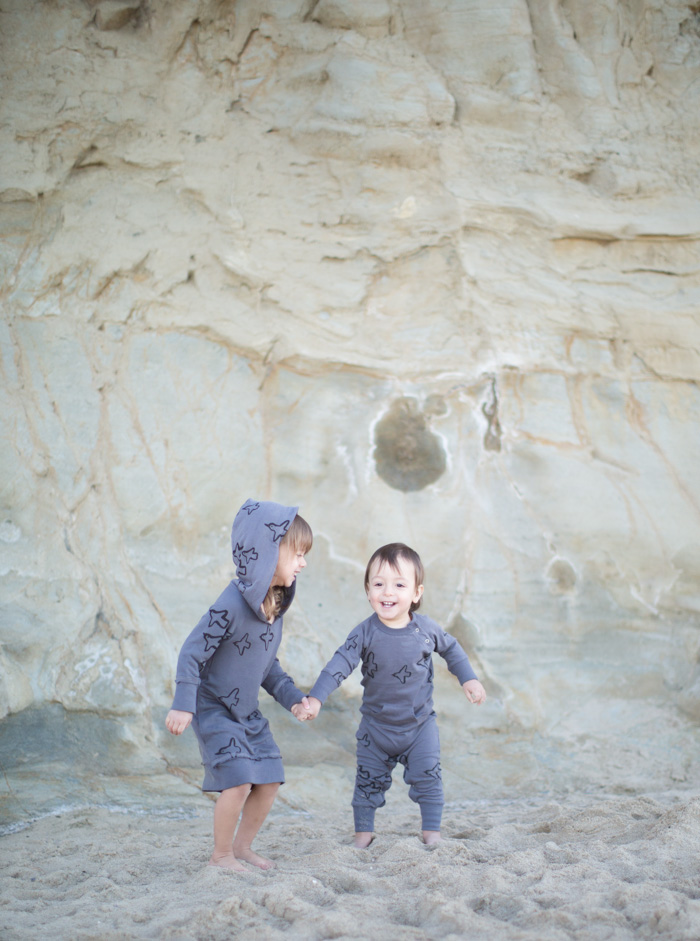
[1,0,699,794]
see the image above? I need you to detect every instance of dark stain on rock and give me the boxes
[373,398,446,492]
[546,558,577,594]
[482,377,502,452]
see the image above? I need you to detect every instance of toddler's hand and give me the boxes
[166,709,193,734]
[291,696,322,722]
[463,679,486,705]
[304,696,321,719]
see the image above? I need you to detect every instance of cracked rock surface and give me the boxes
[1,0,700,818]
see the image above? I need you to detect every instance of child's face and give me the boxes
[366,557,424,629]
[272,542,307,588]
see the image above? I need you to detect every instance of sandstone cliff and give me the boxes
[1,0,699,795]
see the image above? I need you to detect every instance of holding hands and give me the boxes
[463,679,487,705]
[291,695,322,722]
[167,701,321,732]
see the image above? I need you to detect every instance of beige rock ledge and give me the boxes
[0,0,699,815]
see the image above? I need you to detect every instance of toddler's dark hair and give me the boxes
[364,543,424,613]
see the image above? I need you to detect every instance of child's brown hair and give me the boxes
[262,513,313,622]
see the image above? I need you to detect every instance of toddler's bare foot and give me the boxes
[422,830,441,846]
[353,831,374,849]
[233,847,276,870]
[208,852,249,872]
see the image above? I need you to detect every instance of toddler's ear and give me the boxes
[413,584,424,604]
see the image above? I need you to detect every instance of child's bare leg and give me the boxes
[210,784,252,870]
[422,830,441,846]
[353,831,374,849]
[232,782,280,870]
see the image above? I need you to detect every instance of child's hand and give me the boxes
[305,696,321,719]
[166,709,193,735]
[291,696,322,722]
[463,680,486,705]
[291,701,308,721]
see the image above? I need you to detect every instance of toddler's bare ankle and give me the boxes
[353,831,374,849]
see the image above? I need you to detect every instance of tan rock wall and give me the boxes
[2,0,699,785]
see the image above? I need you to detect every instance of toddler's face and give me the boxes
[366,557,423,629]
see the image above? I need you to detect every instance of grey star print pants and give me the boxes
[352,715,443,832]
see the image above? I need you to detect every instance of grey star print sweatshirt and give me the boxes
[309,613,478,729]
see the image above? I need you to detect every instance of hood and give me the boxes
[231,498,298,620]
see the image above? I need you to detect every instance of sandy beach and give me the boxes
[2,700,700,940]
[2,778,700,940]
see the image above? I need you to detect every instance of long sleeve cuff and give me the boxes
[276,682,307,712]
[308,670,341,704]
[454,661,478,685]
[171,679,199,713]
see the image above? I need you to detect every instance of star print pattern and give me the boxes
[416,655,434,681]
[361,652,378,678]
[425,761,442,779]
[259,625,275,650]
[265,520,290,542]
[392,664,412,684]
[356,765,392,800]
[203,632,224,652]
[357,733,371,748]
[215,737,242,760]
[208,609,230,632]
[219,687,240,710]
[202,610,231,652]
[345,634,358,651]
[232,542,259,575]
[233,633,251,656]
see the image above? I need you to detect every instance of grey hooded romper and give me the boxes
[170,499,306,792]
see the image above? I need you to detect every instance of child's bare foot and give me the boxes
[208,852,249,872]
[422,830,441,846]
[233,847,276,870]
[353,831,374,849]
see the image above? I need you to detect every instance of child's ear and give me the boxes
[414,584,424,603]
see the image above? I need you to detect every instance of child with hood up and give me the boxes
[166,499,313,871]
